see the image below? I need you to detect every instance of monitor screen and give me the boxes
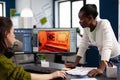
[14,28,32,53]
[32,28,77,54]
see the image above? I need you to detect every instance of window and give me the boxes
[72,1,84,34]
[59,1,70,28]
[0,2,6,17]
[54,0,99,35]
[0,3,3,16]
[54,0,84,34]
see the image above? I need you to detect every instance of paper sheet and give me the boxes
[66,67,97,76]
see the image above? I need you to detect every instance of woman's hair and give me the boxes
[79,4,98,19]
[0,17,13,53]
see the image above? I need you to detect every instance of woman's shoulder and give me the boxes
[0,54,12,64]
[97,18,110,24]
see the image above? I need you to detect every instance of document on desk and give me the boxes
[66,67,97,78]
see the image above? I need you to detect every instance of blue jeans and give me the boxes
[85,45,101,67]
[109,55,120,74]
[85,45,120,74]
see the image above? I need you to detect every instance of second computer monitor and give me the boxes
[14,28,33,53]
[32,28,77,54]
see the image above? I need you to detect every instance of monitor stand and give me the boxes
[33,53,41,64]
[54,55,64,63]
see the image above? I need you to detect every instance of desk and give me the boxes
[20,62,116,80]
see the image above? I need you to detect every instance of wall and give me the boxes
[15,0,32,28]
[119,0,120,42]
[0,0,15,17]
[15,0,53,28]
[15,0,30,13]
[32,0,53,28]
[100,0,118,40]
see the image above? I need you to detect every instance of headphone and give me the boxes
[4,47,15,58]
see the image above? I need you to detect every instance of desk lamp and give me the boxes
[20,8,33,17]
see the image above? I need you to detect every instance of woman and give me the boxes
[65,4,120,77]
[0,17,66,80]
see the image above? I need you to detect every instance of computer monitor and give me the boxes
[32,28,77,55]
[14,28,32,54]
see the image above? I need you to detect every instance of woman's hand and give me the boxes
[51,71,66,79]
[65,56,81,68]
[87,69,104,77]
[65,63,76,68]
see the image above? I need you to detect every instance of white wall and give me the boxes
[16,0,31,13]
[31,0,53,28]
[15,0,32,28]
[15,0,53,28]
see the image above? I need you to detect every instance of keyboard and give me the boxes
[23,64,61,74]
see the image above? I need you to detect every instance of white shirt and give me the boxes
[77,33,82,48]
[77,19,120,61]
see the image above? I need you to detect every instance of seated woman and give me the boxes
[0,17,66,80]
